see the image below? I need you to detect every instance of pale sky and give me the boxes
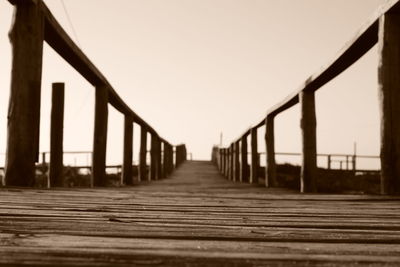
[0,0,386,169]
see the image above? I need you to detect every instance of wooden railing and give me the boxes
[2,0,186,187]
[212,0,400,195]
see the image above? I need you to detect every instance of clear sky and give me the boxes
[0,0,386,169]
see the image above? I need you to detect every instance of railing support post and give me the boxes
[168,144,174,174]
[234,142,240,182]
[92,85,109,187]
[225,148,230,178]
[265,115,277,187]
[156,138,162,180]
[227,145,231,180]
[139,127,147,182]
[240,135,248,182]
[5,0,44,186]
[150,134,157,180]
[299,90,317,193]
[327,155,331,170]
[162,142,169,178]
[49,83,65,187]
[378,12,400,195]
[122,115,133,185]
[250,128,258,184]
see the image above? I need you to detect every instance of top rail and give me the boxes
[3,0,187,187]
[7,0,162,138]
[216,0,400,195]
[234,0,400,142]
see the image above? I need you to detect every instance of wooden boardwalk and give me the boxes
[0,161,400,266]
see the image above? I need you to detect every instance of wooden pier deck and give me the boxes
[1,161,400,266]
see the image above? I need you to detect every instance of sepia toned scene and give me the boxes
[0,0,400,265]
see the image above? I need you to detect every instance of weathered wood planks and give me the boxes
[1,161,400,266]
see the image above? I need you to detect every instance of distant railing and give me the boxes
[2,0,187,187]
[212,0,400,195]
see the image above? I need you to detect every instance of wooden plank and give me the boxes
[92,85,108,187]
[49,83,65,187]
[138,126,147,182]
[265,115,277,187]
[378,11,400,195]
[250,128,258,184]
[300,90,317,193]
[5,0,44,187]
[240,136,248,183]
[1,161,400,265]
[122,115,133,185]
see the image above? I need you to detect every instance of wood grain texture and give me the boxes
[49,83,65,187]
[138,126,147,182]
[250,128,258,184]
[265,115,277,187]
[5,0,44,187]
[1,161,400,266]
[378,11,400,195]
[300,90,317,193]
[240,136,248,183]
[92,85,108,187]
[122,116,133,185]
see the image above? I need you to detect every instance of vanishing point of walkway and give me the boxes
[1,161,400,266]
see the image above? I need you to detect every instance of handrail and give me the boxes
[215,0,400,195]
[232,0,400,144]
[3,0,187,187]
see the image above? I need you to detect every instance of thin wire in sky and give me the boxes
[60,0,81,48]
[59,0,92,121]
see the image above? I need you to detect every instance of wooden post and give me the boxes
[250,128,258,184]
[156,138,162,180]
[175,145,180,168]
[327,155,331,170]
[234,142,240,182]
[162,142,168,178]
[92,85,108,187]
[138,126,147,182]
[226,147,230,179]
[378,12,400,195]
[240,135,248,182]
[150,134,157,180]
[352,155,356,172]
[230,144,235,181]
[346,156,349,170]
[49,83,64,187]
[299,90,317,193]
[122,115,133,185]
[265,115,277,187]
[224,148,228,178]
[5,0,44,186]
[168,144,174,174]
[219,148,223,172]
[229,146,232,179]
